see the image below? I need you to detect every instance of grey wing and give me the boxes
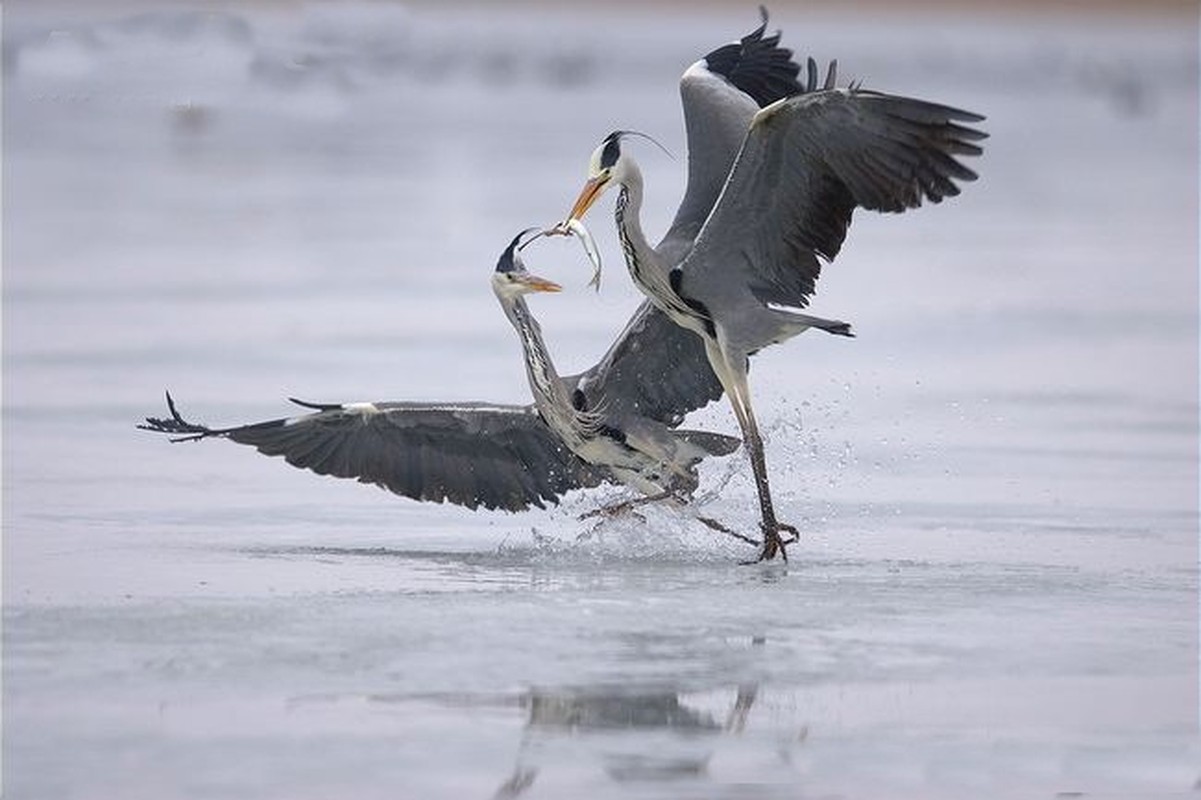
[563,300,722,428]
[657,11,808,260]
[680,88,987,319]
[140,395,608,511]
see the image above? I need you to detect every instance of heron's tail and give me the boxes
[814,318,854,337]
[765,304,855,337]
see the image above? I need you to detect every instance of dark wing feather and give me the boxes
[141,397,608,511]
[562,300,722,428]
[701,10,803,108]
[680,88,987,314]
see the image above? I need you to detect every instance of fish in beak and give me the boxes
[533,217,603,291]
[564,218,602,290]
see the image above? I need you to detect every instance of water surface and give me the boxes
[4,3,1198,798]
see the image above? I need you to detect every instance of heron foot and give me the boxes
[741,520,800,564]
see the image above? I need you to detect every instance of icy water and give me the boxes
[4,3,1199,798]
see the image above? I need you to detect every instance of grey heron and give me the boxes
[491,228,742,528]
[560,15,987,562]
[140,230,742,533]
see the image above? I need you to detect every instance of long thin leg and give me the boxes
[578,490,672,521]
[733,387,799,562]
[694,514,760,546]
[704,339,798,563]
[582,491,757,548]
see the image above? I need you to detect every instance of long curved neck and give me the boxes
[614,162,673,301]
[501,295,574,418]
[615,162,700,327]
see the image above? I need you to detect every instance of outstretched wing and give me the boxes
[141,395,608,511]
[563,300,723,428]
[562,15,846,427]
[680,88,987,317]
[658,9,811,260]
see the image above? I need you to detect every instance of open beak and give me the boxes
[519,274,562,293]
[565,175,608,225]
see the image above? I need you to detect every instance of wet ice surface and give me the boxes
[4,3,1199,798]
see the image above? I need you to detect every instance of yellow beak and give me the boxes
[566,175,608,223]
[522,275,562,293]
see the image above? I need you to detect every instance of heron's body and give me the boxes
[491,232,738,503]
[565,13,987,560]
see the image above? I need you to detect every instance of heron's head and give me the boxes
[492,228,562,300]
[564,131,634,224]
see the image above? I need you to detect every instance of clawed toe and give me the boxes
[776,522,800,544]
[740,520,802,564]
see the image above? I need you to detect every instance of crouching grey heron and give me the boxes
[560,15,987,562]
[140,230,743,538]
[492,228,741,532]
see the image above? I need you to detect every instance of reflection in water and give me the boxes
[525,689,721,732]
[724,636,766,735]
[493,682,761,798]
[312,636,773,796]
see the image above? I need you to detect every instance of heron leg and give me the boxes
[578,491,671,521]
[580,491,755,548]
[737,404,798,563]
[694,514,761,546]
[704,339,797,563]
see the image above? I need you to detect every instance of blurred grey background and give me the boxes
[3,2,1198,798]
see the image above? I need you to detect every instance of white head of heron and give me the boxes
[492,229,562,299]
[567,130,672,225]
[567,131,627,222]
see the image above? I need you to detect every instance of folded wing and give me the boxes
[564,300,723,428]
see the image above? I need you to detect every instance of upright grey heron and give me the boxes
[561,16,987,561]
[140,230,741,533]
